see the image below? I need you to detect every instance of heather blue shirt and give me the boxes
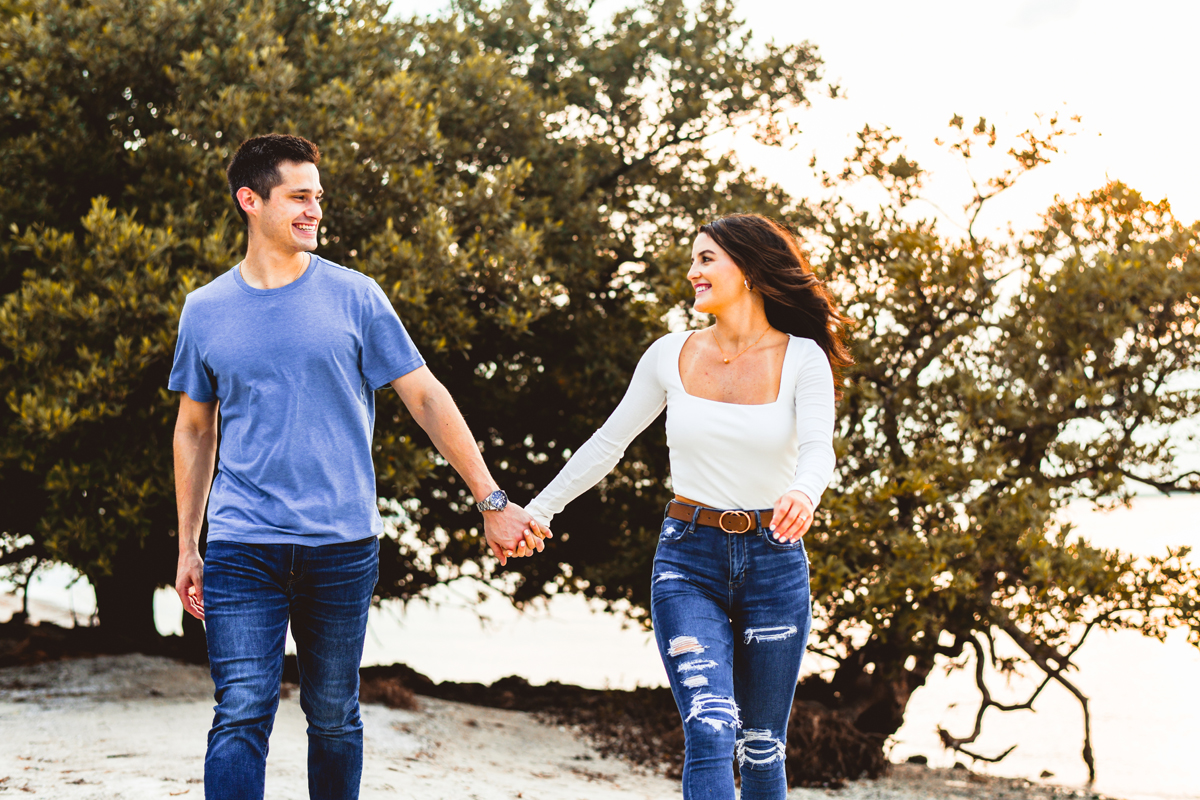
[168,255,425,545]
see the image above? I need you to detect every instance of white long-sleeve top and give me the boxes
[525,330,836,527]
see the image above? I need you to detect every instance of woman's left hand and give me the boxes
[770,490,815,543]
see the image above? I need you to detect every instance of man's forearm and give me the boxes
[174,427,217,552]
[408,382,497,501]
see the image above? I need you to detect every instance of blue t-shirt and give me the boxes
[168,255,425,545]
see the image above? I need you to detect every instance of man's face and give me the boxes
[244,160,323,252]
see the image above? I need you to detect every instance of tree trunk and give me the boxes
[786,699,889,783]
[786,653,933,783]
[92,567,160,649]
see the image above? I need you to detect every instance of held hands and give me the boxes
[482,503,552,566]
[770,490,815,543]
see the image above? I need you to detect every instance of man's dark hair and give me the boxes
[226,134,321,226]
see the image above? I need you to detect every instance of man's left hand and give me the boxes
[483,503,548,565]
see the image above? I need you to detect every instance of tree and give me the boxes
[1,0,822,646]
[379,0,824,611]
[0,200,237,642]
[791,116,1200,779]
[387,9,1200,780]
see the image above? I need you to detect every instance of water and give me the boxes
[9,495,1199,800]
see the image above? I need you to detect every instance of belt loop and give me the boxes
[688,503,701,534]
[754,510,763,532]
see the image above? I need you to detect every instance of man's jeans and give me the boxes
[202,536,379,800]
[651,511,811,800]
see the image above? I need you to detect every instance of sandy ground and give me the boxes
[0,655,1116,800]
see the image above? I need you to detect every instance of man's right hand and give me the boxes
[173,393,217,621]
[176,549,206,620]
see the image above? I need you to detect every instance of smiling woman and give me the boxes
[522,214,854,798]
[692,215,852,392]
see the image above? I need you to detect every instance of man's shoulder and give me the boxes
[183,268,238,310]
[314,255,382,293]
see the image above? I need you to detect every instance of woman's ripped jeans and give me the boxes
[651,510,811,800]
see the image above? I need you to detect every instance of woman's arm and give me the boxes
[525,338,670,527]
[788,342,837,504]
[773,342,837,540]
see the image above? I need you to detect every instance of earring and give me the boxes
[744,279,750,290]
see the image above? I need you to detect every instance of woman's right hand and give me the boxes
[770,490,814,543]
[513,519,552,558]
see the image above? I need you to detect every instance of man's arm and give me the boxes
[174,394,218,619]
[390,366,545,565]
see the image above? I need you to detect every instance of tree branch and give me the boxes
[957,743,1018,764]
[1118,468,1200,495]
[937,635,1025,761]
[939,619,1104,779]
[1000,619,1097,782]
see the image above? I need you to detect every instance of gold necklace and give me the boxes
[711,326,769,364]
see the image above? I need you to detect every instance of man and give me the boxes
[171,133,543,799]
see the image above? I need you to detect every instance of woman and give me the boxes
[524,214,851,799]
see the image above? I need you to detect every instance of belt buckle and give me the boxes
[718,510,752,534]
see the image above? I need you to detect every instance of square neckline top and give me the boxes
[674,329,795,407]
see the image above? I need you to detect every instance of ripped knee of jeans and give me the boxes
[736,728,786,769]
[685,693,741,732]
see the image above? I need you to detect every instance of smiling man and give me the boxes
[169,134,543,800]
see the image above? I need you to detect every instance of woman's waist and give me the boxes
[667,496,774,534]
[667,461,792,509]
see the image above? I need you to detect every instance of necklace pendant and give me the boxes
[723,358,729,364]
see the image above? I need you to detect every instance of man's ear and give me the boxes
[236,186,262,218]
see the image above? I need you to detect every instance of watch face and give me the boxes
[479,489,508,511]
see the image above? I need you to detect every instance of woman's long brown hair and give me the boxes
[698,214,852,396]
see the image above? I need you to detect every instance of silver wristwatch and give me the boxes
[475,489,508,513]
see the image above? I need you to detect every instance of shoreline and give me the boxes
[0,653,1131,800]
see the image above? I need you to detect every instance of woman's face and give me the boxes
[688,232,746,315]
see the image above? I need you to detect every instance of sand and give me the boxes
[0,655,1117,800]
[0,654,677,799]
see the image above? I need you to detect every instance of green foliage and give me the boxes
[391,0,822,608]
[0,0,820,617]
[1,199,237,576]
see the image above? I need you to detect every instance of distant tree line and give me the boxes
[2,0,1197,782]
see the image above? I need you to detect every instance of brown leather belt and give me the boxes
[667,500,773,534]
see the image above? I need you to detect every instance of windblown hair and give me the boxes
[226,134,321,226]
[699,214,852,396]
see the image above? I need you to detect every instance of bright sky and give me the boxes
[391,0,1200,237]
